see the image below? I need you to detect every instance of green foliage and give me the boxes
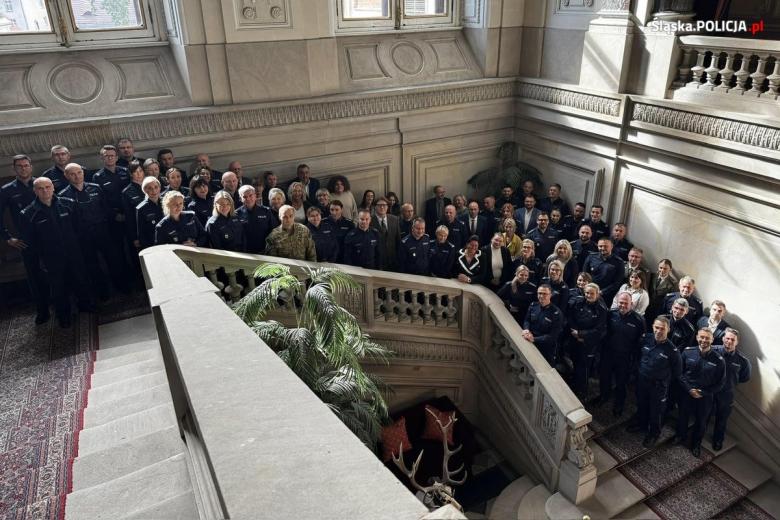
[100,0,131,27]
[467,142,544,201]
[235,263,392,448]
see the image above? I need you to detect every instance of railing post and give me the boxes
[557,409,597,505]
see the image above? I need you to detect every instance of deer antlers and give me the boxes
[391,408,468,509]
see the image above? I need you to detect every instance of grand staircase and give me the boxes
[64,315,198,519]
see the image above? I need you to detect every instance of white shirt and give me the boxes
[611,284,650,316]
[491,246,503,282]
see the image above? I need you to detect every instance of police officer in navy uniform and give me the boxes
[326,201,354,262]
[343,209,381,269]
[205,190,245,252]
[60,163,130,298]
[306,206,339,262]
[93,145,130,259]
[580,205,609,241]
[598,291,646,417]
[710,328,751,451]
[236,185,275,254]
[155,190,208,246]
[627,316,682,448]
[19,178,94,328]
[664,297,696,415]
[526,212,560,261]
[430,225,456,279]
[436,205,468,250]
[498,265,537,326]
[398,218,432,276]
[661,275,704,326]
[1,155,50,323]
[566,282,608,398]
[673,328,726,457]
[41,145,72,192]
[581,237,625,305]
[570,224,597,272]
[136,177,164,249]
[522,283,564,365]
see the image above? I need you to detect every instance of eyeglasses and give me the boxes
[376,203,388,207]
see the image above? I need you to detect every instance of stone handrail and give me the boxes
[674,35,780,98]
[159,244,596,505]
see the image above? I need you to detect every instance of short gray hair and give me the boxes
[673,297,689,310]
[278,204,293,220]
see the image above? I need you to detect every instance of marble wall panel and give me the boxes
[0,64,41,111]
[541,28,585,84]
[108,56,175,101]
[226,40,311,102]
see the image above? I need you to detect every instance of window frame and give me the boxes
[0,0,164,52]
[335,0,458,33]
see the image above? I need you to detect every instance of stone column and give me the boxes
[579,0,635,93]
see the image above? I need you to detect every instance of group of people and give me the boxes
[0,140,750,456]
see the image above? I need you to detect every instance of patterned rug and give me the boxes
[0,307,97,520]
[619,442,714,496]
[646,464,749,520]
[713,498,777,520]
[595,423,676,465]
[97,291,150,325]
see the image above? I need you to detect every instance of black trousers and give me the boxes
[711,391,734,444]
[677,392,714,448]
[599,350,632,409]
[21,248,50,316]
[636,377,668,437]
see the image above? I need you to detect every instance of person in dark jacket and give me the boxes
[186,175,214,227]
[236,185,275,254]
[430,225,456,279]
[673,328,726,457]
[480,233,513,290]
[343,209,381,269]
[566,282,608,398]
[661,275,704,326]
[710,328,751,451]
[136,177,165,249]
[19,178,93,328]
[626,317,682,449]
[306,207,339,262]
[581,237,625,305]
[206,190,245,252]
[398,218,432,276]
[498,265,537,327]
[92,145,130,261]
[155,190,208,246]
[122,161,146,247]
[539,260,569,316]
[326,201,354,262]
[452,235,483,285]
[695,300,730,345]
[522,283,563,365]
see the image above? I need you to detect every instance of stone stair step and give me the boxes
[65,453,192,520]
[87,371,168,407]
[617,501,661,519]
[97,314,158,351]
[78,403,178,456]
[121,490,198,520]
[71,425,184,491]
[618,441,714,497]
[90,357,164,388]
[93,345,160,371]
[712,448,773,492]
[516,483,550,520]
[84,384,173,428]
[712,496,777,520]
[747,480,780,518]
[485,475,535,520]
[569,468,646,519]
[591,441,618,476]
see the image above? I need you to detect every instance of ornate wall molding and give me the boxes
[377,339,473,363]
[517,82,622,117]
[631,103,780,152]
[0,79,515,156]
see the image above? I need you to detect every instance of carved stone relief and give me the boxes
[427,38,469,73]
[467,302,483,337]
[566,425,595,468]
[340,284,366,322]
[558,0,595,12]
[234,0,291,28]
[109,56,174,101]
[540,396,559,440]
[517,82,622,117]
[378,339,472,363]
[48,62,103,104]
[601,0,631,10]
[391,42,425,76]
[0,64,41,111]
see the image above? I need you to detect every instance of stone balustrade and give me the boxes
[144,245,596,506]
[675,36,780,100]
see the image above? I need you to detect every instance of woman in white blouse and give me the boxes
[611,269,650,316]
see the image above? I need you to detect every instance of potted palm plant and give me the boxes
[467,142,543,200]
[234,263,391,448]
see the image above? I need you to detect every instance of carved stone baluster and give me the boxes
[433,294,446,326]
[397,290,411,323]
[223,269,244,302]
[491,328,505,359]
[703,50,721,89]
[765,57,780,98]
[244,271,256,292]
[748,55,769,96]
[374,288,384,319]
[509,357,534,400]
[674,47,694,88]
[733,54,752,93]
[409,291,423,323]
[422,293,434,324]
[687,49,707,88]
[716,52,735,92]
[445,295,458,327]
[205,268,225,294]
[383,289,398,322]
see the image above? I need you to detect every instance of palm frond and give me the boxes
[253,263,291,279]
[234,273,302,323]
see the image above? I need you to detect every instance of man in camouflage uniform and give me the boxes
[265,204,317,261]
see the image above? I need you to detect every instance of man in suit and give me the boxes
[371,197,400,271]
[696,300,730,345]
[514,195,540,236]
[480,232,513,290]
[424,185,451,235]
[648,258,676,325]
[294,163,320,202]
[460,200,489,245]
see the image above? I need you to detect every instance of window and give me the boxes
[0,0,161,50]
[336,0,456,31]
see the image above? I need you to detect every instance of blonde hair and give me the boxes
[161,190,184,216]
[212,190,235,217]
[553,239,572,261]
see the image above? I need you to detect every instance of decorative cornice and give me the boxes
[378,339,473,363]
[517,82,622,117]
[0,80,516,156]
[631,103,780,152]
